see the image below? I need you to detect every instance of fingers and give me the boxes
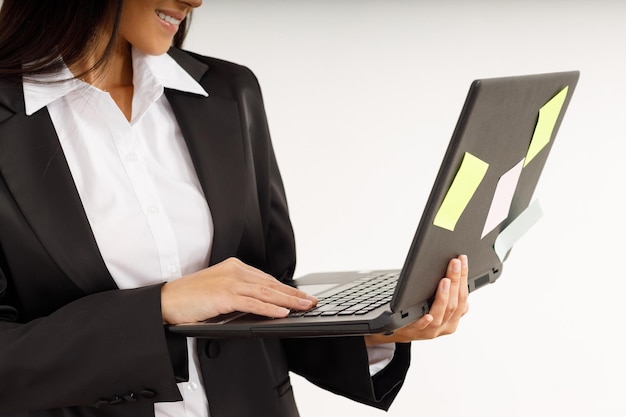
[222,258,317,310]
[415,255,468,331]
[220,258,311,298]
[228,296,292,319]
[457,254,470,316]
[426,277,452,326]
[237,280,315,314]
[442,254,469,322]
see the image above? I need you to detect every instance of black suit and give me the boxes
[0,48,411,417]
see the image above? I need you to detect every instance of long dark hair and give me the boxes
[0,0,191,81]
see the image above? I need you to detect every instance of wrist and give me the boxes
[160,281,175,325]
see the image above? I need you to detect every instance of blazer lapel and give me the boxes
[165,87,247,266]
[0,82,116,294]
[165,48,248,265]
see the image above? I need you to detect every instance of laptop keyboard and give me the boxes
[288,272,399,318]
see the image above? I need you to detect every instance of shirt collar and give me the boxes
[135,49,208,97]
[23,48,208,116]
[22,65,82,116]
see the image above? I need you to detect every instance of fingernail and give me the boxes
[452,259,461,273]
[298,298,313,308]
[442,278,450,292]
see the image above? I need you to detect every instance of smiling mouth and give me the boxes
[156,11,182,26]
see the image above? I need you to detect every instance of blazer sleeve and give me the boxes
[230,63,412,410]
[0,260,183,413]
[283,338,411,410]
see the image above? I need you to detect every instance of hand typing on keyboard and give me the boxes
[161,257,318,325]
[364,254,469,346]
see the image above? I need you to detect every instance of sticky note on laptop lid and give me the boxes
[433,152,489,231]
[524,86,569,167]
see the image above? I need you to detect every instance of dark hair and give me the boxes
[0,0,191,81]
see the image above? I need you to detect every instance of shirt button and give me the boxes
[187,381,198,392]
[166,264,178,274]
[125,152,138,163]
[146,205,159,215]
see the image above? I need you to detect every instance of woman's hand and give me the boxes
[160,257,317,325]
[365,254,469,346]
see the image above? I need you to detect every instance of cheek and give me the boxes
[120,24,156,52]
[119,4,154,41]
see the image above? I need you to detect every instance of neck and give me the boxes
[71,41,135,121]
[78,41,133,91]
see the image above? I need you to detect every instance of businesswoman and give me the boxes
[0,1,469,416]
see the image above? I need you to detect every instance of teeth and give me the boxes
[157,11,181,25]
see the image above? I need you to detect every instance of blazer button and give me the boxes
[204,340,220,358]
[123,392,137,403]
[109,396,123,405]
[140,389,156,399]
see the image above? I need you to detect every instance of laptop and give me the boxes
[168,70,579,338]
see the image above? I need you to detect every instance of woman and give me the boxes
[0,1,469,416]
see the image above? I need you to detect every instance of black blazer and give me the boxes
[0,48,411,417]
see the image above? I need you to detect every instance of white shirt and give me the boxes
[23,48,394,417]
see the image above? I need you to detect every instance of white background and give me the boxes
[186,1,625,416]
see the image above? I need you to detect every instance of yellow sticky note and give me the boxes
[524,86,568,167]
[433,152,489,231]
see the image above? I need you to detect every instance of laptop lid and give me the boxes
[392,70,579,316]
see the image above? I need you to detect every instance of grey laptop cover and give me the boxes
[168,70,579,338]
